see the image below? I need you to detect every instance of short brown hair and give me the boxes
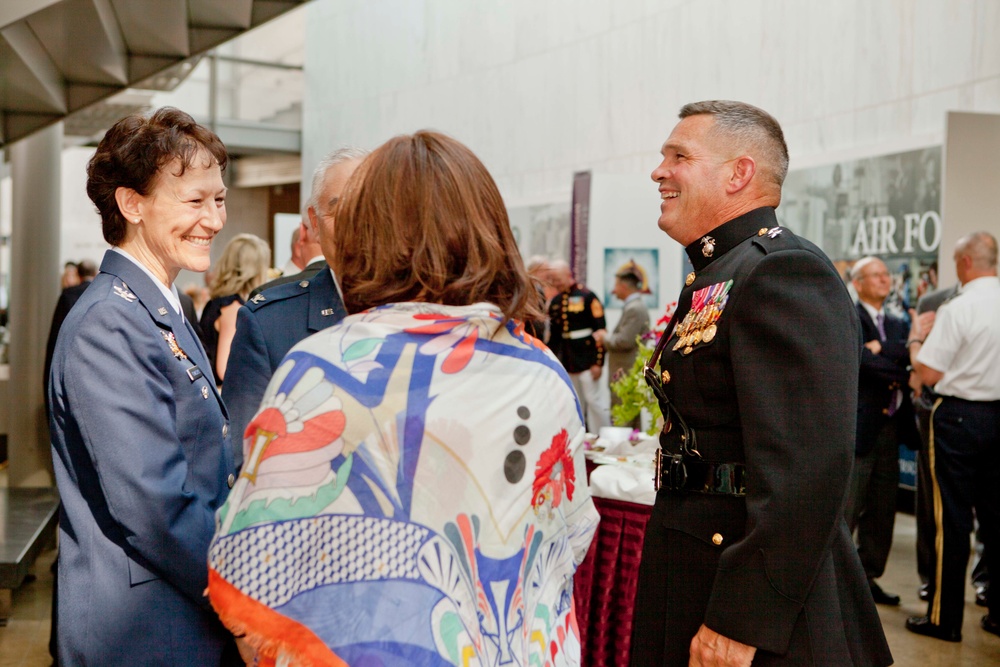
[680,100,789,186]
[86,107,228,246]
[332,130,540,322]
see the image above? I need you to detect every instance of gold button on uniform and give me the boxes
[685,272,696,286]
[661,370,671,384]
[758,228,768,236]
[712,533,723,546]
[227,473,235,489]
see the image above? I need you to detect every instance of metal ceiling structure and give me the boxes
[0,0,309,148]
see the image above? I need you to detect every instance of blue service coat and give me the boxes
[222,265,346,467]
[48,249,238,666]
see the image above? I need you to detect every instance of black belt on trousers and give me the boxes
[654,449,747,496]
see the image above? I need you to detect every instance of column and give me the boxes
[8,121,62,486]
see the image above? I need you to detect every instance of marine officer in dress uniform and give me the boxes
[906,231,1000,642]
[546,259,609,431]
[630,100,891,667]
[223,148,365,455]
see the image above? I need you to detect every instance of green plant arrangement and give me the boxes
[610,338,660,435]
[609,301,676,436]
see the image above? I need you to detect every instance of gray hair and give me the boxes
[307,147,369,210]
[956,231,998,270]
[679,100,789,186]
[849,256,884,281]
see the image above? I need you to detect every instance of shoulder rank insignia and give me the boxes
[672,279,733,354]
[160,330,188,361]
[767,227,783,238]
[251,293,266,304]
[113,284,137,302]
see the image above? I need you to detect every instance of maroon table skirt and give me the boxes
[574,496,653,667]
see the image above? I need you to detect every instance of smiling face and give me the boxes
[125,150,227,286]
[650,114,736,245]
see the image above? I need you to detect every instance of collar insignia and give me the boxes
[767,227,783,238]
[157,307,168,316]
[251,293,266,304]
[700,235,716,258]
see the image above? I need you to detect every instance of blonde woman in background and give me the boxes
[199,233,270,383]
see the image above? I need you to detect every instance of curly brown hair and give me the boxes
[86,107,228,246]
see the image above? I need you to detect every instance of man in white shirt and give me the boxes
[906,230,1000,642]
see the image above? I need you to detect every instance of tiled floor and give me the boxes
[2,515,1000,665]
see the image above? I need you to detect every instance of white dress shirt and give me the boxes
[917,275,1000,401]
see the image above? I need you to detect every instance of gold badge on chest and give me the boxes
[672,279,734,355]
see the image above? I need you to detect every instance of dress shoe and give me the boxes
[982,615,1000,638]
[976,583,989,608]
[905,616,962,642]
[869,581,901,606]
[918,583,930,602]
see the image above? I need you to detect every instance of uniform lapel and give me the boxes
[99,250,227,415]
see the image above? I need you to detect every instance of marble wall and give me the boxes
[303,0,1000,207]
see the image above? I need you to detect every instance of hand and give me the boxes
[235,637,256,665]
[590,364,602,381]
[909,370,923,398]
[689,624,756,667]
[593,328,607,344]
[863,339,882,355]
[917,311,936,337]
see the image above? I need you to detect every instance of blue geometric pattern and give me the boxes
[211,515,428,607]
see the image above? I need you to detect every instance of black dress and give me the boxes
[198,294,244,383]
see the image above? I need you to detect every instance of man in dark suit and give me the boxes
[44,259,97,400]
[630,100,891,666]
[845,255,919,606]
[223,148,365,459]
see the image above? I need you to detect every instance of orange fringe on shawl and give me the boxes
[208,568,348,667]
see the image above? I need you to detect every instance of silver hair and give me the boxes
[956,231,998,270]
[849,256,884,282]
[679,100,789,186]
[307,147,369,210]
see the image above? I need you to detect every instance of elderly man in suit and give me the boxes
[222,148,365,459]
[595,263,650,428]
[845,255,919,607]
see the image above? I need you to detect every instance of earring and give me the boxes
[134,218,140,223]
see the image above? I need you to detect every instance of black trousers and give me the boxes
[845,418,899,580]
[924,396,1000,630]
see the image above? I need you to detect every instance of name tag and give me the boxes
[186,366,204,382]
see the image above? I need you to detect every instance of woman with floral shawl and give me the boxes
[208,130,599,666]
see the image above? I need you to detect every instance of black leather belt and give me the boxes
[654,449,747,496]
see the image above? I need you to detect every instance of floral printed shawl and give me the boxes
[208,302,599,666]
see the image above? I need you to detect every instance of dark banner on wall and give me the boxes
[570,171,592,281]
[776,146,942,310]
